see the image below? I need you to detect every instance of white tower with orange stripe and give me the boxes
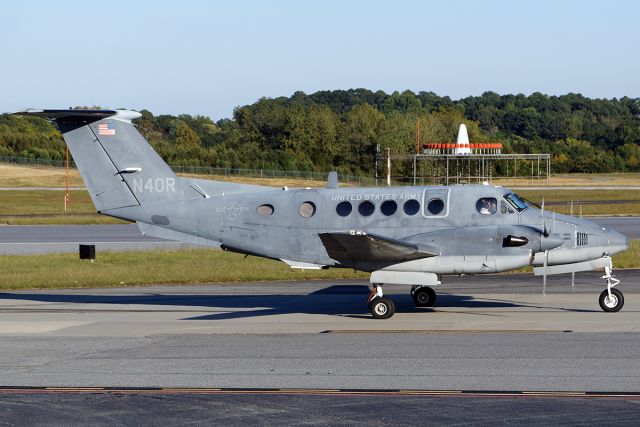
[454,124,471,155]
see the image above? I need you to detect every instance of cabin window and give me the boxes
[358,200,375,216]
[380,200,397,216]
[257,204,274,216]
[336,201,352,217]
[299,201,316,218]
[403,199,420,216]
[426,198,445,215]
[476,198,497,215]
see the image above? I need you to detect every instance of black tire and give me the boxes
[599,289,624,312]
[412,287,437,307]
[369,297,396,319]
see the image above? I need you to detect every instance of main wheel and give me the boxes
[599,289,624,312]
[369,297,396,319]
[412,287,436,307]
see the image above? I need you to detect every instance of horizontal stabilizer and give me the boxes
[319,231,438,264]
[13,109,122,133]
[533,257,611,276]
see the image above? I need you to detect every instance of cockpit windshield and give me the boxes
[504,193,529,213]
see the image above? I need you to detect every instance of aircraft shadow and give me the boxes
[0,284,596,320]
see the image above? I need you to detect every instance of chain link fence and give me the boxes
[0,156,380,187]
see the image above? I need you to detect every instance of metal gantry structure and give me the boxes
[376,123,552,186]
[377,152,551,186]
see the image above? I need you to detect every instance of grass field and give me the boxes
[0,249,368,290]
[493,172,640,187]
[2,164,640,224]
[516,189,640,216]
[0,164,85,188]
[0,190,125,224]
[0,163,330,189]
[0,242,636,291]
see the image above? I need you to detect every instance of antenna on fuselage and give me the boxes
[327,171,339,189]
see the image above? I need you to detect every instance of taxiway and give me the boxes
[1,272,639,392]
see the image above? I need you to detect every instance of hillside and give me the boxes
[2,90,639,177]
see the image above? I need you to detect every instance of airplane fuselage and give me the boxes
[129,183,627,275]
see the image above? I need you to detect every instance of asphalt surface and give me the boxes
[1,391,639,426]
[0,224,200,254]
[592,216,640,239]
[0,216,637,255]
[2,276,640,424]
[1,273,640,390]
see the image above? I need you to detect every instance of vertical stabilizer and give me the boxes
[12,109,185,214]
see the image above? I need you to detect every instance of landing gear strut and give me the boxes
[410,286,437,307]
[368,284,395,319]
[599,263,624,312]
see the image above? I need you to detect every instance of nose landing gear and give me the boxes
[599,264,623,312]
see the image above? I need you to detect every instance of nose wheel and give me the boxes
[599,288,624,312]
[368,284,395,319]
[411,285,437,307]
[599,262,624,312]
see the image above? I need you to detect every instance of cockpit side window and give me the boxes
[476,198,497,215]
[504,193,529,213]
[500,200,514,214]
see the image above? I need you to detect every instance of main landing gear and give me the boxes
[367,284,439,319]
[368,284,395,319]
[410,285,437,307]
[599,264,624,312]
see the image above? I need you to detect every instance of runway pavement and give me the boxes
[2,274,640,424]
[1,272,639,391]
[0,224,201,254]
[2,390,639,426]
[0,216,637,255]
[592,216,640,239]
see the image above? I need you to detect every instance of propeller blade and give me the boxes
[540,198,549,237]
[542,249,549,296]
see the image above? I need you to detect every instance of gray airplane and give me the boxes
[14,109,630,319]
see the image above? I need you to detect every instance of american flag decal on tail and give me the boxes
[98,123,116,136]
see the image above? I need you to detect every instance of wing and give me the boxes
[318,231,439,264]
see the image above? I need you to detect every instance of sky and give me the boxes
[1,0,638,119]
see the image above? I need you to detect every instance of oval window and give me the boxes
[427,198,445,215]
[380,200,397,216]
[257,204,274,216]
[336,201,352,217]
[403,199,420,216]
[299,201,316,218]
[358,200,375,216]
